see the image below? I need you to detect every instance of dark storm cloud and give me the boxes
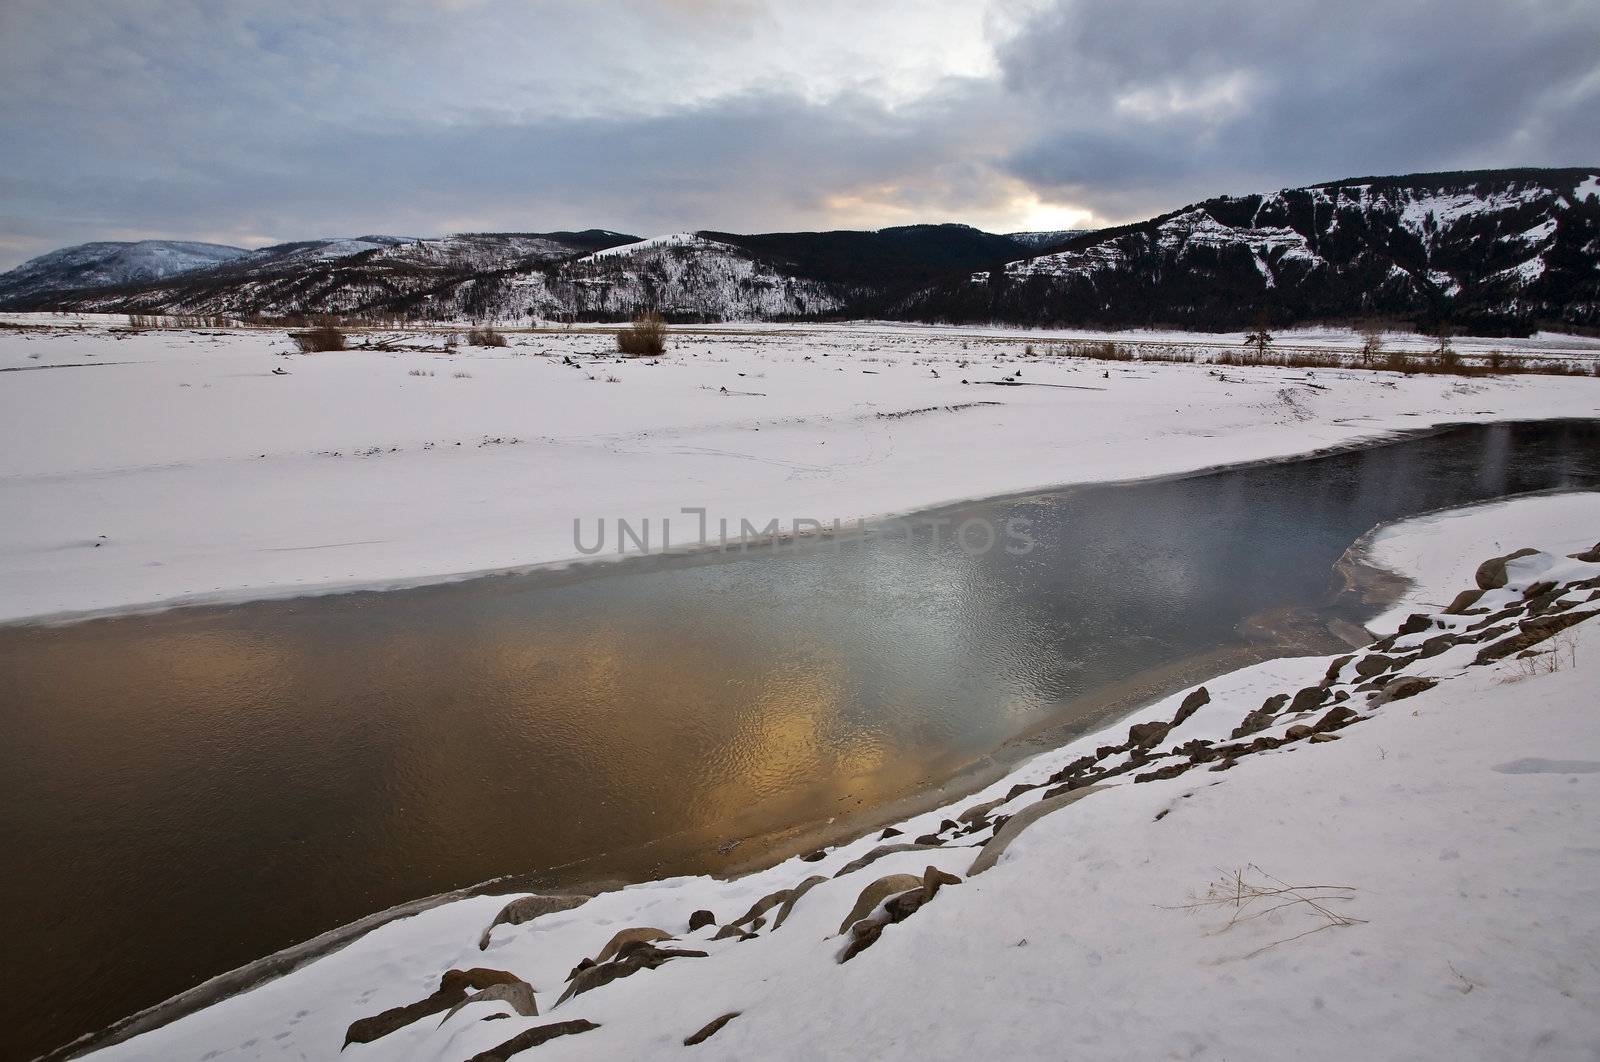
[0,0,1595,269]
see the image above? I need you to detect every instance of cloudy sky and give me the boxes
[1,0,1597,270]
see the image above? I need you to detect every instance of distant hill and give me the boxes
[23,231,641,319]
[0,240,250,306]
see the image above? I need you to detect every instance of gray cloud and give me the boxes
[0,0,1595,269]
[997,0,1600,215]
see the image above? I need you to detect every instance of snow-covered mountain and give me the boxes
[915,168,1600,331]
[407,233,856,321]
[43,231,640,318]
[0,240,251,305]
[6,169,1596,328]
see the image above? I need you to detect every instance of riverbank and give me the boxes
[2,319,1598,624]
[69,494,1600,1061]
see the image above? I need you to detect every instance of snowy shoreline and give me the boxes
[2,319,1599,625]
[60,493,1600,1061]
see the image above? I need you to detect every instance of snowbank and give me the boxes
[77,500,1600,1061]
[1361,492,1600,633]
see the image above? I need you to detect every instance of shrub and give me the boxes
[617,312,667,357]
[467,327,507,348]
[289,325,347,353]
[1381,348,1412,374]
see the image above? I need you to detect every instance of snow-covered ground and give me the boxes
[75,495,1600,1061]
[2,318,1598,624]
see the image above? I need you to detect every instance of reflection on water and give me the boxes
[2,419,1597,1060]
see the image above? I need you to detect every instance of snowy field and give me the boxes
[3,316,1598,624]
[75,494,1600,1061]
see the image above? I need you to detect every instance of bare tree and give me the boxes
[1358,323,1384,364]
[1242,311,1274,362]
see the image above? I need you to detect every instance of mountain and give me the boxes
[39,231,640,318]
[908,168,1600,333]
[410,233,856,322]
[0,240,250,306]
[5,169,1596,329]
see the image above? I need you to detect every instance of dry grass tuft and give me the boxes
[617,312,667,357]
[289,325,347,353]
[1164,865,1365,959]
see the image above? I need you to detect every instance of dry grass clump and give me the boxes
[466,327,507,347]
[1165,865,1365,959]
[616,312,667,357]
[289,325,347,352]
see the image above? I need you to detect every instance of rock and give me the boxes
[687,910,716,932]
[833,843,941,877]
[1375,676,1437,704]
[1418,634,1456,659]
[1312,705,1361,732]
[837,874,924,935]
[556,943,708,1006]
[1444,588,1487,614]
[1284,724,1314,741]
[1003,783,1037,802]
[684,1012,740,1046]
[878,826,903,839]
[346,969,525,1046]
[1568,541,1600,563]
[883,865,961,921]
[730,889,792,928]
[968,786,1105,876]
[594,927,673,963]
[1397,614,1433,635]
[1323,654,1354,684]
[1476,609,1598,664]
[1309,733,1340,743]
[1353,654,1393,679]
[1231,693,1288,738]
[438,980,539,1026]
[1292,685,1332,712]
[841,866,961,961]
[467,1019,600,1061]
[711,922,756,941]
[839,917,885,962]
[800,849,827,862]
[913,832,943,845]
[957,796,1007,824]
[1127,720,1170,747]
[1133,761,1190,783]
[477,893,590,950]
[771,875,829,930]
[1475,547,1541,590]
[1170,686,1211,726]
[1523,580,1558,599]
[1466,607,1520,631]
